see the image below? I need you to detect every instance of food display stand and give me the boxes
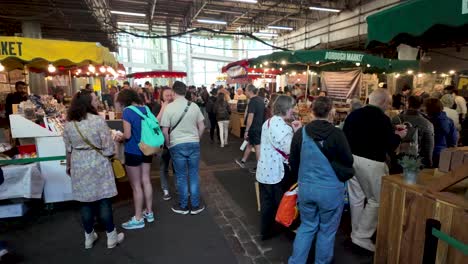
[9,114,71,203]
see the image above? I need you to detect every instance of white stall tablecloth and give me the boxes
[0,163,44,199]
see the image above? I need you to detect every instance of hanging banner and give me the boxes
[321,70,362,100]
[226,65,248,79]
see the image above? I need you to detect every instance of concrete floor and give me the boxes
[0,132,373,264]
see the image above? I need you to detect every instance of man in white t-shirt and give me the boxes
[161,81,205,215]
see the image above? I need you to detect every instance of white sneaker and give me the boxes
[84,230,98,249]
[351,236,375,252]
[107,229,124,249]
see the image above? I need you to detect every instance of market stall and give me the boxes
[221,60,280,137]
[249,49,419,124]
[0,37,120,208]
[366,0,468,98]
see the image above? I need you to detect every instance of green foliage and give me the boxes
[398,154,423,172]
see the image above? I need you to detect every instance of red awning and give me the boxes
[127,71,187,79]
[221,59,250,73]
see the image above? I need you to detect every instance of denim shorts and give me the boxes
[124,152,153,167]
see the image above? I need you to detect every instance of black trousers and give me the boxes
[259,164,293,238]
[208,112,220,141]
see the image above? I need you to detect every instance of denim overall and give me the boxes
[289,128,345,264]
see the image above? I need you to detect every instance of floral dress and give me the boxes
[63,114,117,202]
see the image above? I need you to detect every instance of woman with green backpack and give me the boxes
[117,89,157,230]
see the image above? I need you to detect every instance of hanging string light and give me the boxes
[88,65,96,73]
[48,64,56,73]
[99,66,106,73]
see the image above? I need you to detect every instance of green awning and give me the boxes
[249,49,418,73]
[367,0,468,48]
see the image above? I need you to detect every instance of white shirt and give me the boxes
[444,107,460,131]
[160,97,204,148]
[256,116,293,184]
[455,95,467,117]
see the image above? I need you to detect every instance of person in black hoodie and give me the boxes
[343,88,407,252]
[289,97,354,264]
[205,89,220,143]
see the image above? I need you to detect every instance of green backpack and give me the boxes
[127,105,164,155]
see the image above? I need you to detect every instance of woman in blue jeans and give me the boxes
[288,97,354,264]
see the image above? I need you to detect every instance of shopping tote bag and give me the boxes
[275,183,298,227]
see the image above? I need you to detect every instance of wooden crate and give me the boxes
[229,112,245,138]
[375,166,468,264]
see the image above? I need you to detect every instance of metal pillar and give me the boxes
[21,21,47,95]
[166,23,174,86]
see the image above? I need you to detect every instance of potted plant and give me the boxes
[398,153,423,184]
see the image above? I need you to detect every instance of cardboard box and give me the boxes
[439,148,456,172]
[450,150,466,171]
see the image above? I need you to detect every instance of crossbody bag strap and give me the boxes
[267,118,289,160]
[171,101,191,132]
[73,121,106,159]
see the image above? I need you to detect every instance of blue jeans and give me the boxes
[80,198,115,234]
[289,184,344,264]
[169,142,201,208]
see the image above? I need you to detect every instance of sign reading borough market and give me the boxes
[324,52,364,63]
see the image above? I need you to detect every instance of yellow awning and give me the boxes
[0,36,117,71]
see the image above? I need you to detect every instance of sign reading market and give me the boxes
[324,51,364,63]
[0,41,23,56]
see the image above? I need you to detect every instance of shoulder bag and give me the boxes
[73,122,126,179]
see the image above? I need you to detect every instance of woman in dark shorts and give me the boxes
[117,89,155,230]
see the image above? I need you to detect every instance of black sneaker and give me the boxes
[235,159,246,168]
[171,205,189,215]
[163,193,172,201]
[249,167,257,174]
[190,205,206,215]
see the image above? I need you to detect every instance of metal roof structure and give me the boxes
[0,0,369,52]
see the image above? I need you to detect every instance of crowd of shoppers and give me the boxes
[61,79,467,262]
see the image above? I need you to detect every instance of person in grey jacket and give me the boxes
[392,95,435,168]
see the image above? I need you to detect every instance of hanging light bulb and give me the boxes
[281,60,286,65]
[407,70,414,75]
[316,61,320,65]
[76,69,82,74]
[48,64,56,73]
[355,63,361,67]
[449,70,455,75]
[0,63,4,71]
[99,66,106,73]
[366,64,371,68]
[395,73,400,78]
[417,73,423,78]
[88,64,96,73]
[279,68,283,71]
[264,61,269,66]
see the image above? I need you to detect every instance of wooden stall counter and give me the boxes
[230,111,245,138]
[375,167,468,264]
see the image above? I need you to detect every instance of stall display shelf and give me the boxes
[9,114,72,203]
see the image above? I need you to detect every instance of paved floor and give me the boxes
[0,132,373,264]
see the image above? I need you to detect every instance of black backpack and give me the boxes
[395,115,419,156]
[216,102,230,120]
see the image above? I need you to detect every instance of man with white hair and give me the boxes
[343,88,407,252]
